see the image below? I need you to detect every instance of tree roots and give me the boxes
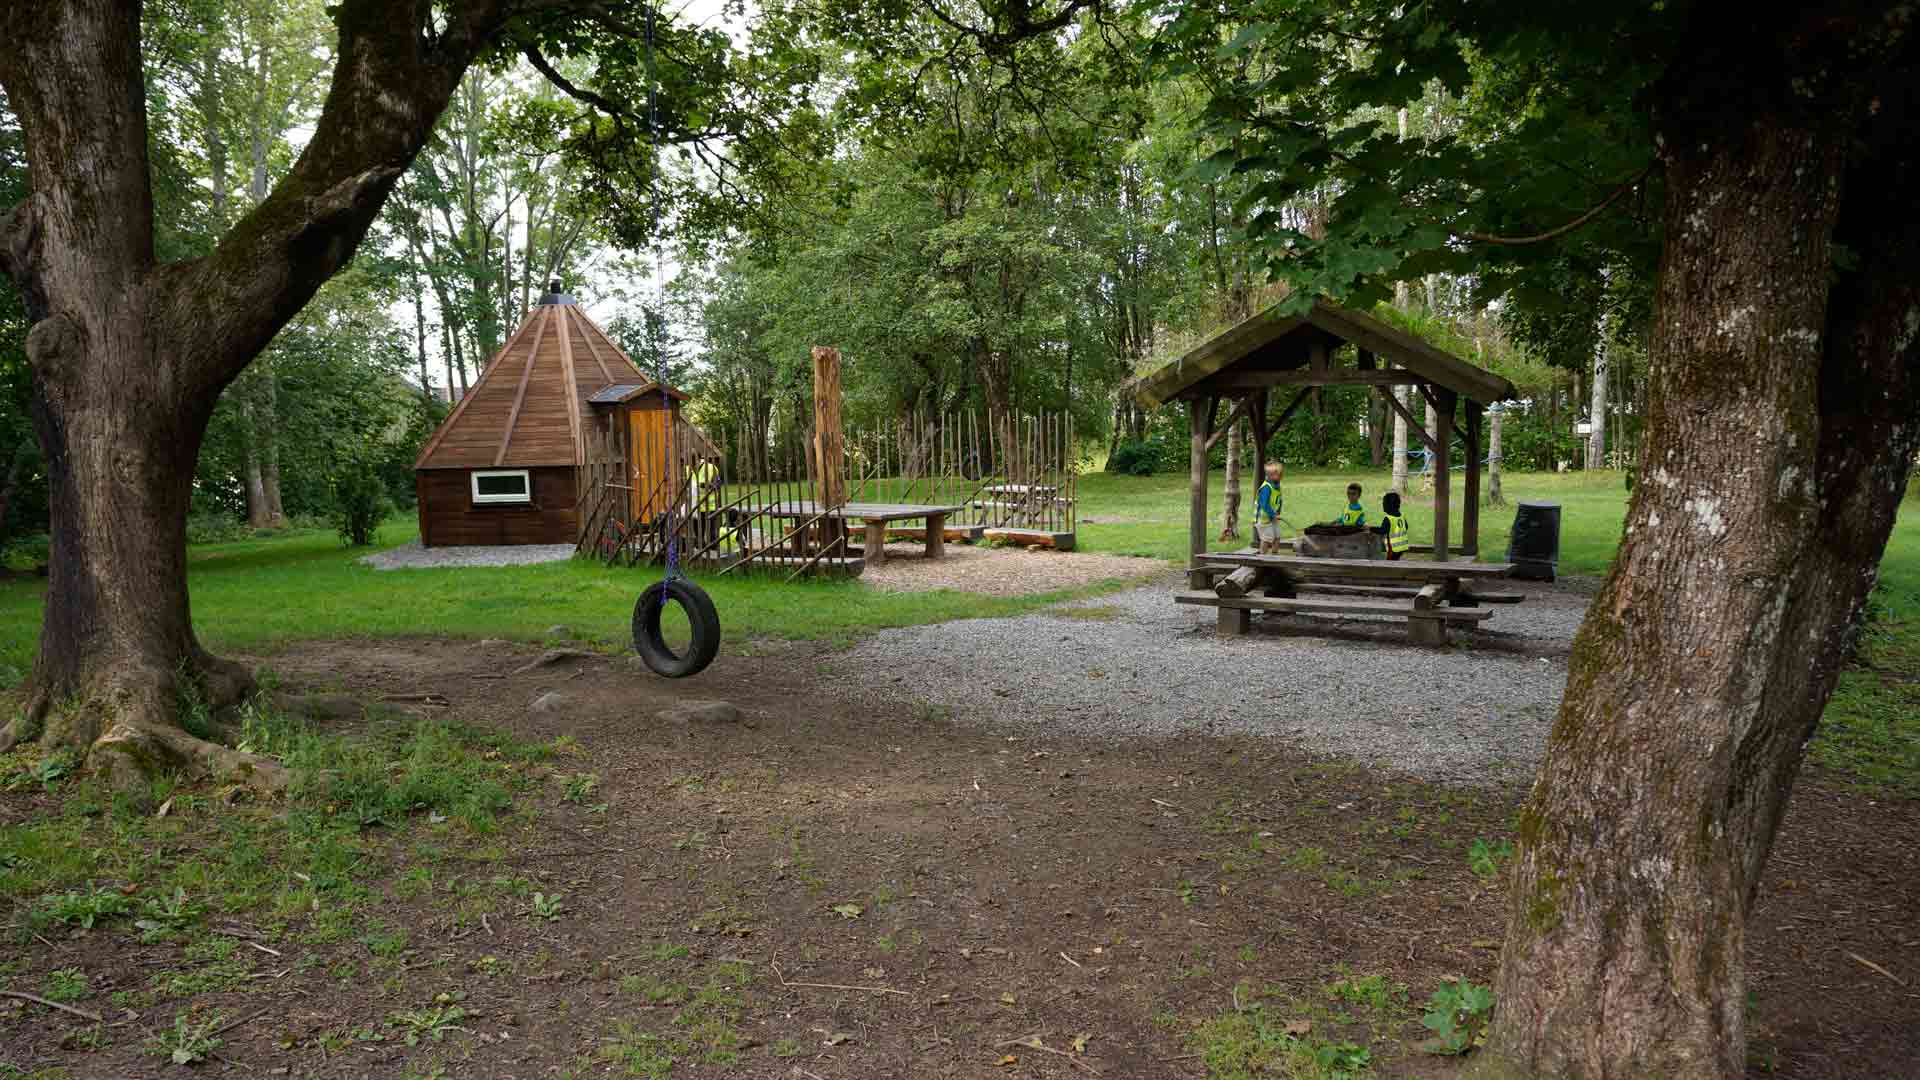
[3,653,287,797]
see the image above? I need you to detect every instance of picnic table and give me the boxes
[1179,551,1521,645]
[763,500,966,567]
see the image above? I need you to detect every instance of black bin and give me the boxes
[1507,502,1560,581]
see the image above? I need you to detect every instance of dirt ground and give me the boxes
[4,637,1917,1079]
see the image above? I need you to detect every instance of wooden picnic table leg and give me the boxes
[925,513,947,559]
[864,519,888,567]
[1409,582,1447,646]
[1217,605,1251,636]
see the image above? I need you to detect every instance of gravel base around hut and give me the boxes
[858,541,1166,596]
[361,539,576,570]
[834,572,1595,782]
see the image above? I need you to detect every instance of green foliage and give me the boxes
[41,968,91,1003]
[1420,978,1495,1055]
[1193,1001,1373,1079]
[148,1011,224,1066]
[330,460,394,547]
[1467,838,1514,880]
[1106,440,1158,476]
[30,883,132,930]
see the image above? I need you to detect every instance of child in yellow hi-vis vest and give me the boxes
[1253,461,1286,552]
[1371,491,1411,561]
[1335,483,1366,526]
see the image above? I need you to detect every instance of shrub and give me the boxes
[186,512,252,545]
[331,462,393,547]
[1106,440,1158,476]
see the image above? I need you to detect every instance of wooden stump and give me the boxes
[1215,566,1261,598]
[863,519,887,567]
[1217,605,1251,635]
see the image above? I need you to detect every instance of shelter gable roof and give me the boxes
[1134,297,1515,408]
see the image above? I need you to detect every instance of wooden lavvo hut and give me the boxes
[1133,297,1521,644]
[413,280,700,547]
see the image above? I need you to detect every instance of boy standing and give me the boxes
[1336,483,1366,526]
[1253,461,1286,553]
[1372,491,1410,560]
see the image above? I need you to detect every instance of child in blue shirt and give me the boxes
[1335,483,1366,526]
[1253,461,1285,552]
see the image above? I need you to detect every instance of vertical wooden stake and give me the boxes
[1433,389,1456,562]
[1189,396,1214,585]
[812,346,846,557]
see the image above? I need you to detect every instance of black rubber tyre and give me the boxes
[633,578,721,678]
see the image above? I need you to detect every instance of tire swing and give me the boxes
[631,5,718,679]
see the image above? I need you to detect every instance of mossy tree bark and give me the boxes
[0,0,608,786]
[1480,13,1920,1077]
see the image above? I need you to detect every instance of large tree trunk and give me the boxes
[0,0,545,787]
[1219,418,1241,540]
[1480,30,1920,1077]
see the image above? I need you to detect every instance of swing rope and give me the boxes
[645,4,680,585]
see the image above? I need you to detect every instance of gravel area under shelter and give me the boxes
[858,541,1165,596]
[361,539,576,570]
[833,572,1595,782]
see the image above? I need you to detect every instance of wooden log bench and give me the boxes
[1175,590,1492,645]
[883,524,987,543]
[983,528,1076,551]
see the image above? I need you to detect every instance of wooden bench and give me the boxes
[1175,590,1491,644]
[983,528,1076,551]
[884,524,986,543]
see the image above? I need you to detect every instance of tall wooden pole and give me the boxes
[1463,401,1483,557]
[1188,396,1213,585]
[813,346,846,554]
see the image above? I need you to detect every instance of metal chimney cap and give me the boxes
[537,280,576,305]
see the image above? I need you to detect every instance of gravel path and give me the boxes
[361,539,576,570]
[833,573,1595,782]
[859,543,1166,596]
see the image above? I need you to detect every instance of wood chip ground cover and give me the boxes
[0,638,1913,1078]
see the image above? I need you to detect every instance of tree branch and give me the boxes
[522,44,635,131]
[1462,166,1653,247]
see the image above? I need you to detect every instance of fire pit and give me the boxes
[1297,523,1378,560]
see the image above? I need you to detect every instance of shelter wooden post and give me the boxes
[1250,389,1270,490]
[1463,401,1483,557]
[1432,389,1456,562]
[813,346,846,547]
[1188,396,1215,587]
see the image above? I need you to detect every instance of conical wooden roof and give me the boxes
[415,290,670,470]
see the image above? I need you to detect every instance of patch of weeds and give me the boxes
[134,887,205,943]
[1420,978,1494,1056]
[147,1011,224,1066]
[468,955,504,977]
[1324,973,1404,1012]
[388,995,469,1046]
[1467,839,1514,879]
[152,956,253,997]
[2,749,79,793]
[672,830,708,853]
[772,1036,800,1058]
[1193,1004,1372,1080]
[647,941,690,962]
[530,891,565,921]
[30,882,131,930]
[1284,846,1327,871]
[361,923,410,958]
[561,773,601,805]
[600,1020,676,1078]
[41,968,91,1003]
[619,973,689,1004]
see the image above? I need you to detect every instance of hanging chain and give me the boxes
[646,4,679,583]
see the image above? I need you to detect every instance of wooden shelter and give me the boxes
[413,282,705,547]
[1134,297,1516,570]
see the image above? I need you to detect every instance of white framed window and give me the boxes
[471,469,533,505]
